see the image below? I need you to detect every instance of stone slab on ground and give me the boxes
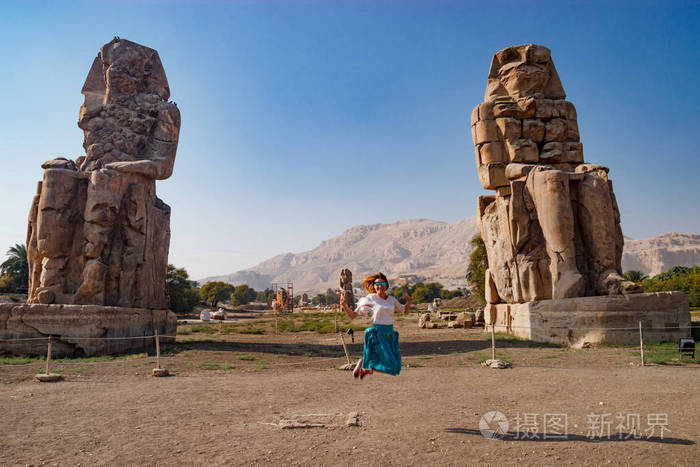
[0,303,176,356]
[485,291,691,347]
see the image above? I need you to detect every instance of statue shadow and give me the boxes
[161,336,550,358]
[444,428,695,445]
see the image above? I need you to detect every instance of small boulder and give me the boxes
[481,359,511,369]
[456,312,475,328]
[418,313,431,328]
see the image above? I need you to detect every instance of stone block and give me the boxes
[455,312,474,328]
[497,185,512,197]
[562,142,584,163]
[506,139,538,162]
[540,142,563,162]
[553,100,569,118]
[486,292,691,347]
[563,101,577,120]
[544,118,567,142]
[478,142,508,164]
[496,117,521,140]
[565,120,580,141]
[470,106,480,126]
[505,163,535,180]
[475,120,499,144]
[0,303,177,356]
[478,102,495,120]
[535,99,554,119]
[478,163,508,189]
[522,119,545,142]
[493,100,534,118]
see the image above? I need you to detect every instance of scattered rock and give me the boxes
[455,312,474,328]
[35,373,62,382]
[481,359,511,369]
[345,412,360,427]
[418,313,430,328]
[152,368,169,377]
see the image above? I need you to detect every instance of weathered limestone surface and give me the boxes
[0,303,176,356]
[484,292,690,347]
[339,268,355,309]
[472,44,640,304]
[7,38,180,355]
[471,45,691,345]
[27,38,180,309]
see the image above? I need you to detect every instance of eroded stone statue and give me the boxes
[471,44,641,303]
[27,38,180,308]
[339,268,355,309]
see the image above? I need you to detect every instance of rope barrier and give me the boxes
[0,322,694,344]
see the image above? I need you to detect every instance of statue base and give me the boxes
[0,304,177,356]
[485,292,691,348]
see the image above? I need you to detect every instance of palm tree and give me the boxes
[622,270,648,283]
[1,244,28,289]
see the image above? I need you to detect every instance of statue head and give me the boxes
[77,38,173,171]
[485,44,565,102]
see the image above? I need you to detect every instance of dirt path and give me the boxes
[1,326,698,465]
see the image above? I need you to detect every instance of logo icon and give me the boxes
[480,411,509,439]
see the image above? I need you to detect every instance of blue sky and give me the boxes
[1,0,699,280]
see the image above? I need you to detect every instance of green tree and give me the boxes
[411,282,443,303]
[1,244,28,291]
[324,288,339,306]
[623,270,648,282]
[390,284,411,300]
[256,288,274,304]
[166,264,200,314]
[440,288,464,300]
[311,293,326,306]
[199,281,235,307]
[231,284,258,306]
[0,274,17,293]
[642,266,700,307]
[466,234,488,304]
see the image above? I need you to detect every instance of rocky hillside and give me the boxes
[200,218,700,294]
[200,218,480,294]
[621,233,700,276]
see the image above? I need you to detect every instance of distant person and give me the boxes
[340,272,411,379]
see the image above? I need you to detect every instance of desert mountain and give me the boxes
[200,218,700,294]
[622,233,700,276]
[200,218,480,294]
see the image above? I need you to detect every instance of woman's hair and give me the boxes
[362,272,389,293]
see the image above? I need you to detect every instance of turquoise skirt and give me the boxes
[362,323,401,375]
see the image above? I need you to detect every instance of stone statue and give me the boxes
[339,268,354,309]
[471,44,640,304]
[27,38,180,308]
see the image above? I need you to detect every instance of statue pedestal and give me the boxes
[0,304,176,356]
[485,292,691,348]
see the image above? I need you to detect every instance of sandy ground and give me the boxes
[1,321,699,466]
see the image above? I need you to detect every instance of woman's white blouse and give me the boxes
[354,293,405,325]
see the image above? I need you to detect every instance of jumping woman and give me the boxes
[340,272,411,379]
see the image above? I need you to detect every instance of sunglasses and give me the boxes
[374,281,387,287]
